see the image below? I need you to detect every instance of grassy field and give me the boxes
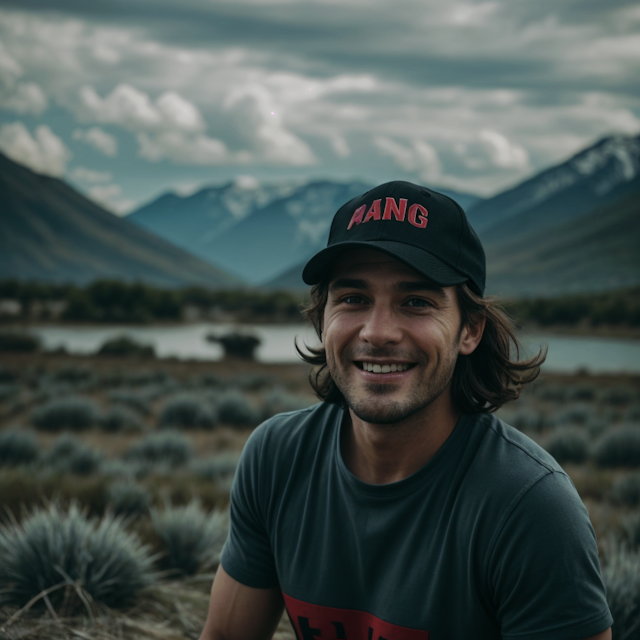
[0,352,639,638]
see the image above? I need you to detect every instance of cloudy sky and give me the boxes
[0,0,638,213]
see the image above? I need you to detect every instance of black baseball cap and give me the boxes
[302,180,486,295]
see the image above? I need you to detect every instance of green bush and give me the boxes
[101,405,145,433]
[44,434,103,475]
[158,394,216,429]
[611,473,640,507]
[594,427,640,468]
[508,410,545,432]
[601,386,634,406]
[261,389,312,420]
[207,332,261,360]
[602,542,640,638]
[108,389,152,416]
[97,335,155,358]
[124,431,193,469]
[0,331,40,353]
[552,404,591,427]
[0,429,40,467]
[0,503,156,613]
[567,385,597,402]
[150,501,228,576]
[0,383,19,403]
[31,395,100,432]
[544,428,590,465]
[216,390,260,427]
[190,453,240,482]
[107,482,151,517]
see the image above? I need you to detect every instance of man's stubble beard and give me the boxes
[327,344,459,426]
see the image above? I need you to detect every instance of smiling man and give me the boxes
[199,182,613,640]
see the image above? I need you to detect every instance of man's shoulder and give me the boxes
[465,412,570,501]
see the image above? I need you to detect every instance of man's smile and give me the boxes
[355,361,417,374]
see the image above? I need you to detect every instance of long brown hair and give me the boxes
[295,280,546,413]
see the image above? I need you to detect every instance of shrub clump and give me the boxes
[101,405,145,433]
[600,386,634,406]
[108,389,151,416]
[158,394,216,430]
[0,503,156,613]
[207,332,260,360]
[190,453,240,482]
[31,395,100,432]
[261,389,312,420]
[96,335,155,358]
[44,434,103,475]
[544,428,590,465]
[610,473,640,507]
[216,390,260,427]
[150,501,228,576]
[0,331,40,353]
[0,429,40,467]
[107,481,151,517]
[594,426,640,468]
[124,431,193,469]
[601,542,640,638]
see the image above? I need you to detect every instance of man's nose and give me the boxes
[359,304,403,347]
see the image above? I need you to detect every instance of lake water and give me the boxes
[26,323,640,374]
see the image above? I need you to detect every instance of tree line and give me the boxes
[1,279,639,327]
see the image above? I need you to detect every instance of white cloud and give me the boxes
[330,135,351,158]
[374,136,442,181]
[225,84,317,166]
[137,131,229,164]
[77,84,206,134]
[73,127,118,157]
[0,81,47,115]
[0,122,71,176]
[479,130,530,170]
[88,182,136,215]
[70,166,112,183]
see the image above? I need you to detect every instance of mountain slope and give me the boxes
[468,134,640,247]
[485,189,640,297]
[0,153,243,288]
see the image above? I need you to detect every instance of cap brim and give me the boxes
[302,240,468,286]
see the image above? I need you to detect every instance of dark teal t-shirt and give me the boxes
[221,402,612,640]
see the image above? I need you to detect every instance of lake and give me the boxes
[26,323,640,374]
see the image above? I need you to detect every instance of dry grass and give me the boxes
[0,575,296,640]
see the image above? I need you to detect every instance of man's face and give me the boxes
[322,248,466,425]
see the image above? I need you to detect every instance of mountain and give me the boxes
[129,179,483,285]
[468,134,640,245]
[266,134,640,295]
[128,180,299,258]
[0,152,243,288]
[485,189,640,297]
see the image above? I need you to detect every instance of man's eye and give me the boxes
[406,298,432,308]
[343,295,366,304]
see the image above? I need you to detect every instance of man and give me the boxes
[200,181,613,640]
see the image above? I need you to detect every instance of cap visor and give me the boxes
[302,241,467,286]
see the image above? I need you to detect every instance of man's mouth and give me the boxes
[356,361,416,374]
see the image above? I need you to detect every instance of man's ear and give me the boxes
[459,314,486,356]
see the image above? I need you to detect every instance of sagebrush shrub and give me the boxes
[31,395,100,431]
[0,503,156,612]
[107,482,151,517]
[150,501,228,576]
[44,434,103,475]
[0,429,40,467]
[594,427,640,468]
[216,390,260,427]
[190,453,240,481]
[158,394,216,429]
[102,404,144,433]
[124,431,193,468]
[544,428,589,465]
[535,384,567,402]
[509,410,545,432]
[552,404,591,427]
[0,383,19,403]
[261,389,312,420]
[601,386,634,406]
[567,385,596,401]
[610,473,640,507]
[602,542,640,638]
[108,389,151,416]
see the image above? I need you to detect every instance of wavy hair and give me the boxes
[295,280,546,413]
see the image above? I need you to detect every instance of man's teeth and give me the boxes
[361,362,410,373]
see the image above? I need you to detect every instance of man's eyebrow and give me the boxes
[395,281,447,298]
[329,278,368,291]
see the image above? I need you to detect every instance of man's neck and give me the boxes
[341,391,462,485]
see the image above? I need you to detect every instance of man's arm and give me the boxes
[199,565,284,640]
[583,630,611,640]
